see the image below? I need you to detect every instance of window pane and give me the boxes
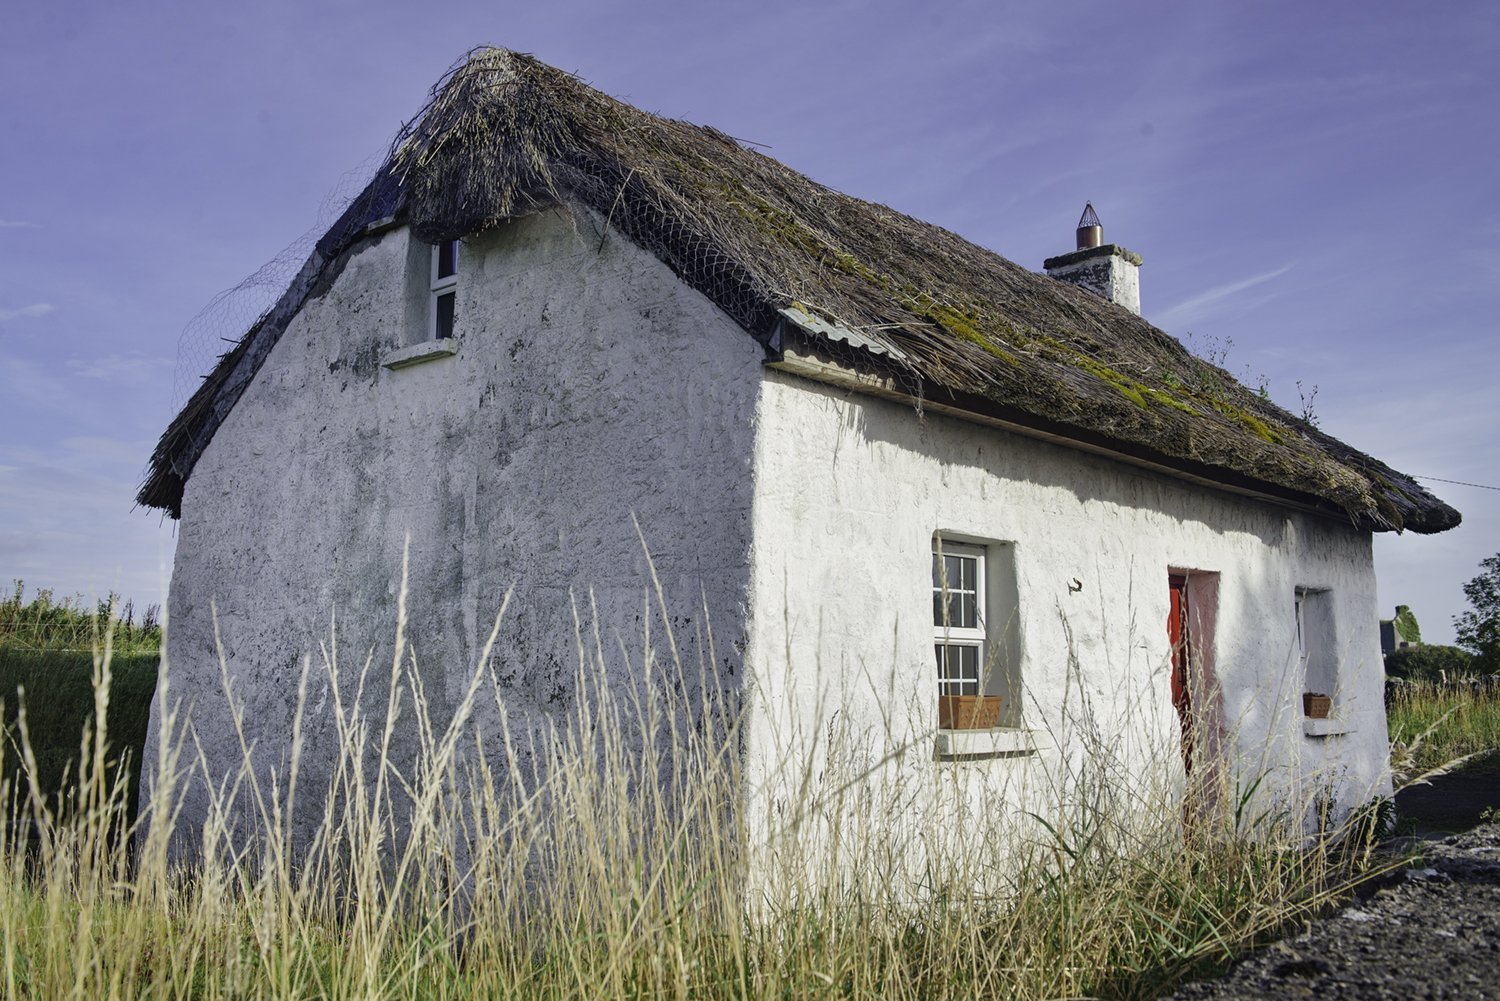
[937,645,961,689]
[936,644,981,689]
[960,555,975,591]
[957,645,978,680]
[944,555,961,590]
[434,291,455,339]
[932,552,942,588]
[936,645,959,694]
[935,592,977,630]
[436,240,458,280]
[956,591,976,629]
[959,643,978,695]
[936,591,972,630]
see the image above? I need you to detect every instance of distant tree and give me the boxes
[1454,553,1500,675]
[1384,644,1474,681]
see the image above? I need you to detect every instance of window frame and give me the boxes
[429,239,459,341]
[933,540,987,699]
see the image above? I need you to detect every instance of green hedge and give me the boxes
[1384,644,1476,681]
[0,648,160,826]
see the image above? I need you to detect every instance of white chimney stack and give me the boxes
[1043,203,1142,316]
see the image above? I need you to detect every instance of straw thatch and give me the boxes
[140,47,1459,534]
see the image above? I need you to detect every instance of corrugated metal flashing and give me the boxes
[776,306,909,362]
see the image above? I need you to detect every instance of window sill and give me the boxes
[383,339,458,370]
[935,728,1043,760]
[1302,717,1356,738]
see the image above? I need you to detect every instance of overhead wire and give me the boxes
[1412,476,1500,492]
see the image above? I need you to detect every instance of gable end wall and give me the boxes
[149,203,765,844]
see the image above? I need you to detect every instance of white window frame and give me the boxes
[933,540,986,698]
[430,240,459,340]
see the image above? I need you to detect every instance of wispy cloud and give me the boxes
[0,355,85,413]
[0,302,54,323]
[1155,264,1293,329]
[0,219,39,229]
[66,352,173,385]
[62,435,153,466]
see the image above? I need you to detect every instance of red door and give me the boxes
[1168,574,1193,771]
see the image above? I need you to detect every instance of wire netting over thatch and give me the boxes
[139,47,1459,534]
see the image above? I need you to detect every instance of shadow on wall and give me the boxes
[847,380,1289,550]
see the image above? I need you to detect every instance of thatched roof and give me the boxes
[140,47,1459,534]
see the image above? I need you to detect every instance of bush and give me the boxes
[1384,644,1475,681]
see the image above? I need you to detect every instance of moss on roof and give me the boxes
[139,47,1460,535]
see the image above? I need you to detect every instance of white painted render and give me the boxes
[739,368,1389,871]
[147,204,764,845]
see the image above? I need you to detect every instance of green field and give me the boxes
[0,648,159,826]
[2,582,161,826]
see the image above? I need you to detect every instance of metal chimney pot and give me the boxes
[1076,202,1103,250]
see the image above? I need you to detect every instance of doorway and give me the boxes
[1167,573,1193,772]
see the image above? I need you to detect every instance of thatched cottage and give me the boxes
[140,49,1458,849]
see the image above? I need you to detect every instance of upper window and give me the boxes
[430,240,459,340]
[932,536,1022,730]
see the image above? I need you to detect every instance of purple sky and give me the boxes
[1,0,1495,643]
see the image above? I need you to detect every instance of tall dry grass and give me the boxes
[0,577,1391,1001]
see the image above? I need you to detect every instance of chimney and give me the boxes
[1042,202,1142,315]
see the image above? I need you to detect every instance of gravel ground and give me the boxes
[1165,822,1500,1000]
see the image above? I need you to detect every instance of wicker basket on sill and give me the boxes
[938,695,1003,730]
[1303,693,1332,719]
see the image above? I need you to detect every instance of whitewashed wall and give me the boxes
[148,204,764,845]
[740,370,1390,878]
